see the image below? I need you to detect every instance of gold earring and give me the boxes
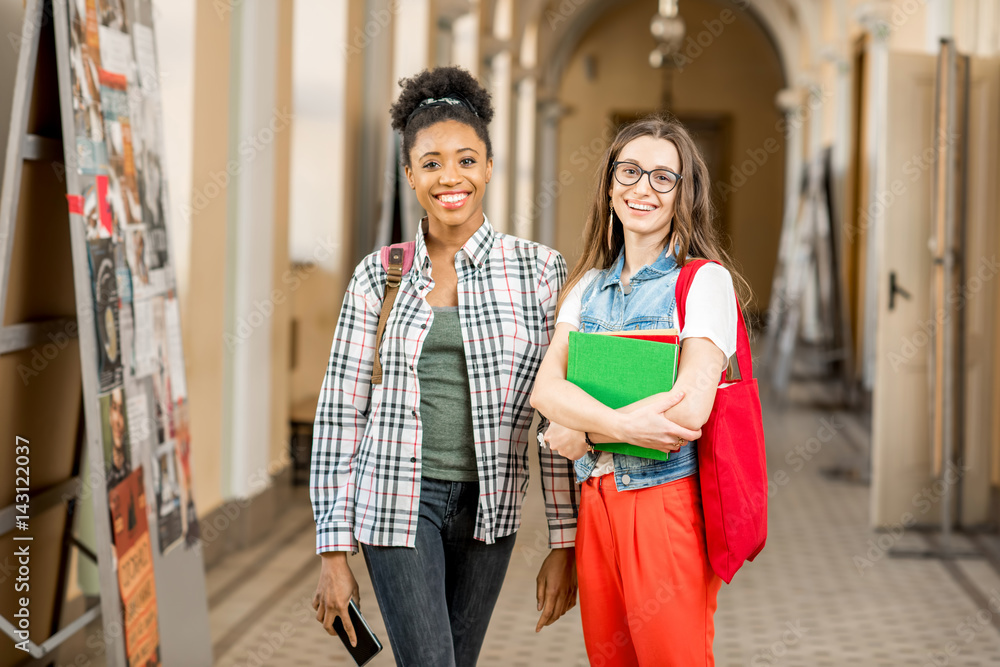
[607,199,614,250]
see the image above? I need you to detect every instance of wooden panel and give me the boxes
[845,35,870,385]
[962,56,1000,523]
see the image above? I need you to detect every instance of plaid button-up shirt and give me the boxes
[311,218,579,553]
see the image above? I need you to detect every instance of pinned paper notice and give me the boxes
[132,24,159,96]
[126,391,151,447]
[132,299,158,378]
[98,27,134,79]
[164,298,187,402]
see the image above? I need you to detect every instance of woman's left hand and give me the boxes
[535,547,577,632]
[543,422,590,461]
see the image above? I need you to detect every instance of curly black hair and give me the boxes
[389,66,494,167]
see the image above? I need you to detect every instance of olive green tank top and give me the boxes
[417,307,478,481]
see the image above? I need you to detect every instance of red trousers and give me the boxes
[576,474,721,667]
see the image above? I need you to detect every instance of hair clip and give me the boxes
[405,94,479,127]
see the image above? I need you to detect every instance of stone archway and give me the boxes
[532,0,820,90]
[526,0,810,312]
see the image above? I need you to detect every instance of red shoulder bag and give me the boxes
[675,259,767,583]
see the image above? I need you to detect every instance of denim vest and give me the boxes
[573,247,699,490]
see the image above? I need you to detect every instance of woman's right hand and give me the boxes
[618,389,702,453]
[313,552,361,645]
[544,421,590,461]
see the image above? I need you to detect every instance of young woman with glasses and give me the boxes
[310,66,580,667]
[530,116,753,666]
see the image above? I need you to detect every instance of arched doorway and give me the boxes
[532,0,806,316]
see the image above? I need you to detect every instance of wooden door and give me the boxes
[870,47,1000,529]
[961,55,1000,526]
[869,50,938,527]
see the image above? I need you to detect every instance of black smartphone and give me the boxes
[332,599,383,666]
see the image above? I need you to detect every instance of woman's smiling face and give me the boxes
[406,119,493,234]
[609,135,682,249]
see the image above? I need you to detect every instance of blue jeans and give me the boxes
[362,477,516,667]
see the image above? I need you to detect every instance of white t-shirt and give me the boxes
[554,263,738,477]
[556,264,738,356]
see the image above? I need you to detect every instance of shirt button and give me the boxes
[410,457,416,463]
[421,323,427,329]
[411,409,417,417]
[621,474,631,485]
[409,364,414,370]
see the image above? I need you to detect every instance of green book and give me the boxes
[566,331,680,461]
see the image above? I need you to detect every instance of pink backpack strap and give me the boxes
[371,242,415,385]
[379,242,415,277]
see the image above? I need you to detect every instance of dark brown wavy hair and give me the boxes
[560,115,753,311]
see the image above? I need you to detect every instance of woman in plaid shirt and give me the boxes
[310,67,580,666]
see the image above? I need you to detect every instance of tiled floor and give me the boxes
[54,371,1000,666]
[205,375,1000,667]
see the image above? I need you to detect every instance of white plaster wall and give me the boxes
[152,0,195,310]
[290,0,348,271]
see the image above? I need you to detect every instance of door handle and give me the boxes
[889,271,911,311]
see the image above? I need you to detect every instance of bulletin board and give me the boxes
[57,0,212,663]
[0,1,211,665]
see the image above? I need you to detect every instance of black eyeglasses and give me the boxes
[612,161,682,194]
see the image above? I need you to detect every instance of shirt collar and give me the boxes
[599,244,679,290]
[599,252,627,290]
[415,215,496,274]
